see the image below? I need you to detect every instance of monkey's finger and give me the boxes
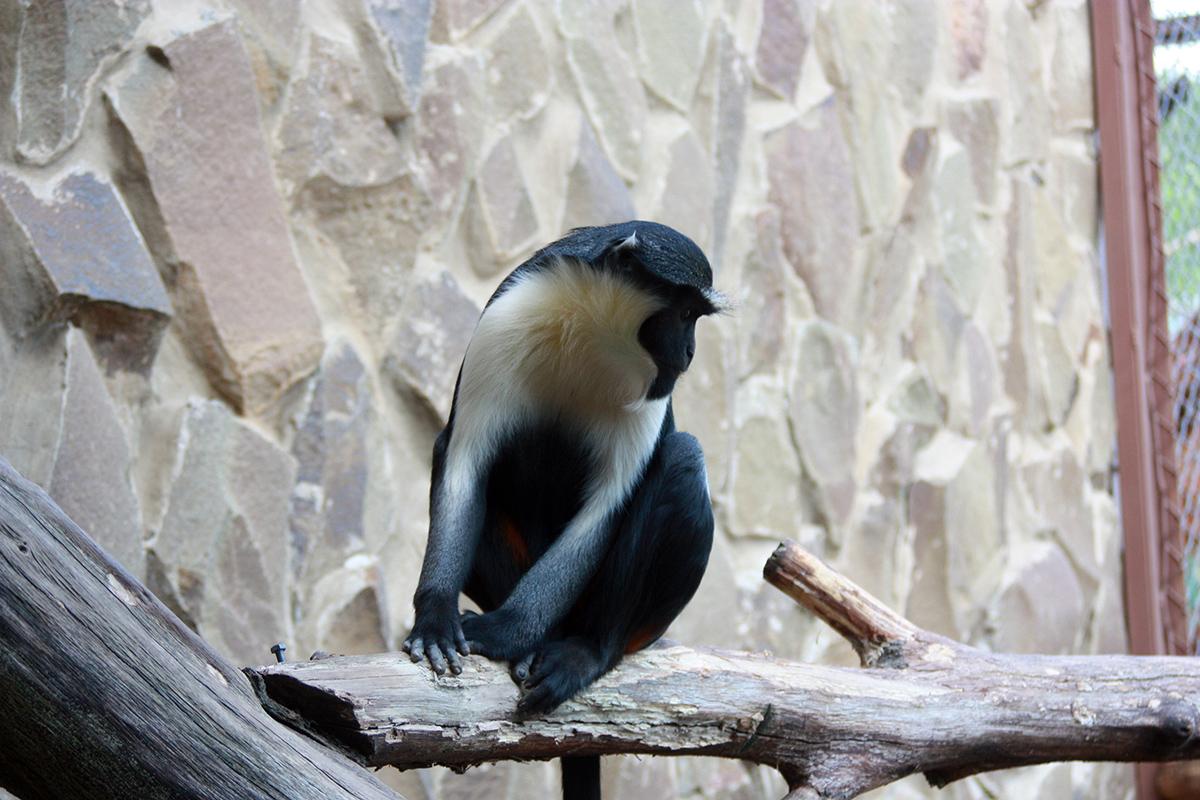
[444,644,464,675]
[511,652,536,682]
[426,643,448,675]
[405,637,424,662]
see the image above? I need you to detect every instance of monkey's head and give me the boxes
[532,221,724,400]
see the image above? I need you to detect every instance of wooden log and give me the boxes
[0,456,398,800]
[249,541,1200,799]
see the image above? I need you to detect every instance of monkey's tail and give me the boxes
[561,755,600,800]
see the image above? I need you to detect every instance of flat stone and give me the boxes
[755,0,809,99]
[764,106,859,324]
[0,171,170,371]
[658,128,714,250]
[482,3,552,121]
[414,57,485,222]
[633,0,707,110]
[736,210,789,377]
[473,134,538,262]
[992,543,1084,655]
[364,0,433,117]
[295,173,428,335]
[152,400,296,666]
[0,326,66,489]
[562,120,636,231]
[950,0,988,80]
[887,0,936,110]
[729,378,805,540]
[906,480,957,637]
[1036,317,1078,427]
[1049,3,1094,132]
[430,0,505,43]
[960,321,997,436]
[912,431,1002,640]
[297,555,388,656]
[290,338,372,578]
[710,22,749,266]
[383,272,480,422]
[47,329,144,577]
[12,0,150,164]
[787,320,859,530]
[946,98,1000,205]
[565,23,647,181]
[934,149,989,310]
[1004,3,1051,164]
[106,19,322,413]
[274,34,407,197]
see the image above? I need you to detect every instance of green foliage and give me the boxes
[1159,67,1200,332]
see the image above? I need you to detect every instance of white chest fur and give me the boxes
[445,259,668,510]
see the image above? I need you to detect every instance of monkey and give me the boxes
[403,220,721,799]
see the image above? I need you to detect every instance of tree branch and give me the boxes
[251,541,1200,799]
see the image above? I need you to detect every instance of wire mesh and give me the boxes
[1156,7,1200,654]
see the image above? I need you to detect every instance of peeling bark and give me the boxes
[250,541,1200,799]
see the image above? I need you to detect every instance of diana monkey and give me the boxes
[404,221,722,798]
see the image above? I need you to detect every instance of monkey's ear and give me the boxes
[601,229,642,271]
[613,231,639,252]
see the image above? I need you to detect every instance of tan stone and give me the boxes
[991,542,1085,655]
[729,377,805,540]
[274,35,407,196]
[565,23,647,181]
[295,173,429,334]
[633,0,707,111]
[787,320,859,532]
[482,3,552,121]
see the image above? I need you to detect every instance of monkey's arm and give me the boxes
[461,499,618,660]
[403,431,484,675]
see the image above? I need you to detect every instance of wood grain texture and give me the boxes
[0,456,398,800]
[251,541,1200,799]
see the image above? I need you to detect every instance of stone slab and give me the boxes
[0,171,170,371]
[107,19,322,412]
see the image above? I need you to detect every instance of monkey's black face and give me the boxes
[638,298,704,400]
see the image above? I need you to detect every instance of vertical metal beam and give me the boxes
[1092,1,1181,797]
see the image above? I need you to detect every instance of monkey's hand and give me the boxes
[460,607,534,662]
[403,594,467,675]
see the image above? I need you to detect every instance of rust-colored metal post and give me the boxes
[1092,1,1183,798]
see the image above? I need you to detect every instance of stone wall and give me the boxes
[0,1,1133,798]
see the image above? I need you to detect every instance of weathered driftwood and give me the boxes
[0,456,398,800]
[250,541,1200,799]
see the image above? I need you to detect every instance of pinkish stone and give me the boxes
[49,329,144,577]
[107,19,322,412]
[764,105,859,323]
[755,0,809,99]
[950,0,987,80]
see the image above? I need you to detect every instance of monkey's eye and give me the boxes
[680,308,696,322]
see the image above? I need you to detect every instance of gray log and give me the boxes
[247,541,1200,799]
[0,456,398,800]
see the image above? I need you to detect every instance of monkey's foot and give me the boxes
[516,637,607,716]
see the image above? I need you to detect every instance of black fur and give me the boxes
[403,221,719,799]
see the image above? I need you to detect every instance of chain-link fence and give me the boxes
[1156,7,1200,653]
